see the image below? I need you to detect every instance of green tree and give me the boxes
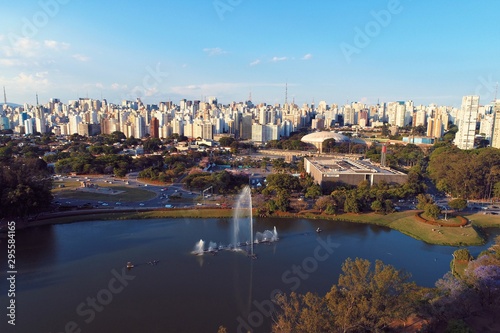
[444,319,474,333]
[371,200,383,213]
[448,198,468,211]
[416,193,434,210]
[381,123,389,137]
[230,141,239,154]
[143,138,162,153]
[0,158,53,218]
[325,258,416,332]
[275,189,291,212]
[343,193,360,213]
[110,131,126,143]
[265,173,301,192]
[324,204,337,215]
[424,203,441,220]
[273,258,418,333]
[305,184,322,200]
[273,292,331,333]
[322,138,336,153]
[218,137,235,147]
[315,196,336,211]
[384,199,395,214]
[453,248,473,261]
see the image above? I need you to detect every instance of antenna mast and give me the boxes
[285,82,288,106]
[3,86,6,105]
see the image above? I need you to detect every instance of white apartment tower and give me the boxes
[454,95,479,150]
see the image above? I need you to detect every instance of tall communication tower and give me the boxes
[285,82,288,106]
[3,86,6,105]
[381,144,387,167]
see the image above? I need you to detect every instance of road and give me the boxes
[54,173,205,210]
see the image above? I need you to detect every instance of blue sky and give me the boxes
[1,0,499,107]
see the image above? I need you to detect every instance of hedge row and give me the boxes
[414,213,468,227]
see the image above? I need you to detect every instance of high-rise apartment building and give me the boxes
[150,117,159,138]
[491,100,500,148]
[454,95,479,150]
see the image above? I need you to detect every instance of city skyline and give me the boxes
[1,1,499,107]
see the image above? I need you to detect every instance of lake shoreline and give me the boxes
[2,207,499,246]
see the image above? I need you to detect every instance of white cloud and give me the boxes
[14,72,49,87]
[302,53,313,60]
[35,71,48,78]
[170,82,296,99]
[249,59,261,66]
[203,47,227,56]
[1,38,41,58]
[144,87,159,97]
[111,83,128,90]
[0,58,26,67]
[271,56,287,62]
[44,40,70,51]
[72,54,90,62]
[0,38,72,70]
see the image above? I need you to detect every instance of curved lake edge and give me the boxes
[2,207,499,246]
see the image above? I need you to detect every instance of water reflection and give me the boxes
[2,218,498,333]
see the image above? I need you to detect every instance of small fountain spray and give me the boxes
[192,239,205,256]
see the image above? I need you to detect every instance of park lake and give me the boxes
[1,216,499,333]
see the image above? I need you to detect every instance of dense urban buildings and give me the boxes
[1,93,499,150]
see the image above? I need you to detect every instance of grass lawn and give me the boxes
[38,208,236,225]
[52,181,81,193]
[293,210,484,246]
[462,212,500,228]
[53,183,157,202]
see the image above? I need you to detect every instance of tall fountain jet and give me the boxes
[192,186,277,258]
[232,186,254,255]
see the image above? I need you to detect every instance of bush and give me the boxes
[444,319,473,333]
[453,249,473,261]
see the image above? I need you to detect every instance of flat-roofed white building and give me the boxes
[304,156,407,192]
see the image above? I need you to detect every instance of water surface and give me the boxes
[1,218,498,333]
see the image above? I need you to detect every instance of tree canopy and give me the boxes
[428,146,500,199]
[0,158,53,218]
[272,258,418,333]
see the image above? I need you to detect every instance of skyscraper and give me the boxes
[150,117,159,138]
[491,100,500,148]
[454,95,479,150]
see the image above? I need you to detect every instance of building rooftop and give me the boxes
[306,157,406,176]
